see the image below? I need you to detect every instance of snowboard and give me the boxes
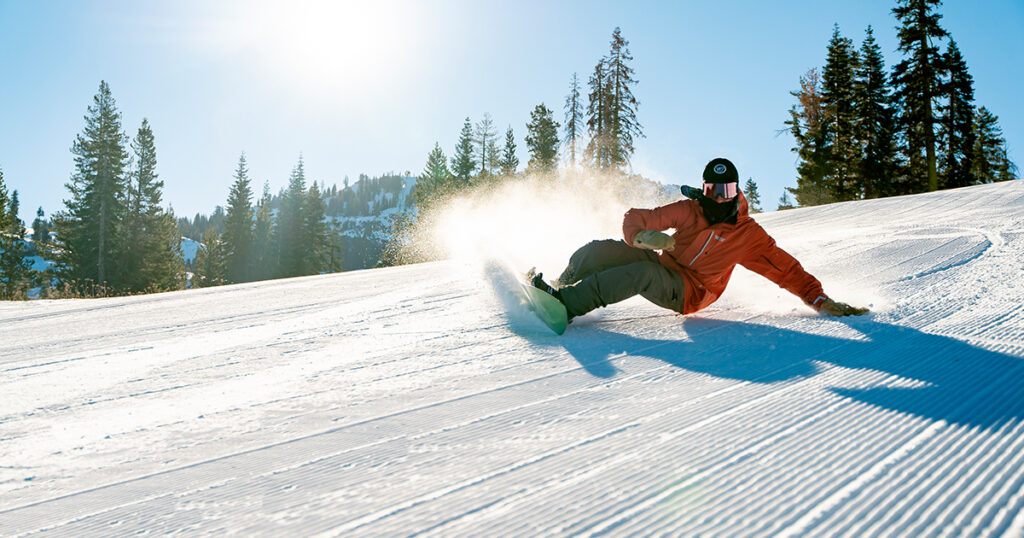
[517,280,569,335]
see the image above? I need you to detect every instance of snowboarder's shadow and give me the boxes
[556,317,1024,430]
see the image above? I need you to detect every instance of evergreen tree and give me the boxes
[223,153,255,283]
[525,103,561,175]
[499,126,520,177]
[414,143,453,212]
[891,0,948,192]
[32,207,50,246]
[0,168,30,299]
[250,181,276,281]
[302,181,328,275]
[972,107,1018,183]
[604,27,644,169]
[743,178,763,213]
[277,157,307,278]
[118,118,182,292]
[193,228,226,287]
[450,118,476,186]
[563,72,584,169]
[938,40,976,189]
[777,190,797,211]
[326,219,345,272]
[52,81,130,289]
[853,26,899,198]
[821,24,860,200]
[473,113,500,180]
[786,68,834,206]
[585,58,612,169]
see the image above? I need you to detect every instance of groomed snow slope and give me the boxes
[2,181,1024,536]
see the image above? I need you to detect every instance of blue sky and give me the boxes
[1,0,1021,224]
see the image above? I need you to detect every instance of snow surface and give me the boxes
[1,181,1024,536]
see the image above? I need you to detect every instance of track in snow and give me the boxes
[1,182,1023,536]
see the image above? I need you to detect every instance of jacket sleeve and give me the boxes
[622,201,692,247]
[739,223,829,310]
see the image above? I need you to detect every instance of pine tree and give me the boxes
[525,103,561,175]
[250,182,276,281]
[498,126,519,177]
[223,153,255,283]
[777,190,797,211]
[821,24,860,200]
[117,118,182,292]
[585,58,612,169]
[32,207,50,245]
[474,113,500,180]
[563,73,584,169]
[891,0,948,192]
[0,168,30,299]
[972,107,1018,183]
[193,227,226,287]
[605,27,644,169]
[853,26,898,198]
[302,181,328,275]
[786,68,834,206]
[52,81,130,290]
[414,143,453,212]
[450,118,476,186]
[743,178,763,213]
[277,157,307,278]
[938,40,976,189]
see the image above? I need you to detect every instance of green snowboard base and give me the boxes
[519,282,569,335]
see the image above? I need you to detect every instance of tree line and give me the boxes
[413,27,649,214]
[784,0,1017,208]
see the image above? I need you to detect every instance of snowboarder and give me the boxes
[531,157,868,323]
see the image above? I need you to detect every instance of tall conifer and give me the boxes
[474,113,499,180]
[821,25,860,200]
[52,81,130,289]
[891,0,948,192]
[972,107,1018,183]
[250,182,276,281]
[0,168,30,298]
[499,127,520,177]
[525,104,561,175]
[223,153,255,283]
[786,69,833,206]
[121,119,181,292]
[450,118,476,186]
[743,178,763,213]
[605,27,643,169]
[938,40,976,189]
[302,181,328,275]
[277,157,307,278]
[414,143,453,212]
[853,26,898,198]
[563,73,584,169]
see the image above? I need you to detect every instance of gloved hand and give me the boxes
[633,230,675,251]
[819,298,870,317]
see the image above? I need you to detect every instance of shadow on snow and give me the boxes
[521,315,1024,430]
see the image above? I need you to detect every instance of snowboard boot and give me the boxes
[528,269,574,323]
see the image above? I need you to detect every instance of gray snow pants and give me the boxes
[555,239,687,318]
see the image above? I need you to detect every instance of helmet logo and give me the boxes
[713,164,727,175]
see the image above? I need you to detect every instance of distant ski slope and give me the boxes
[1,181,1023,536]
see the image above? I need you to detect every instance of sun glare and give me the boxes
[201,0,420,99]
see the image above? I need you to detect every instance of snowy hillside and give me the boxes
[2,181,1023,536]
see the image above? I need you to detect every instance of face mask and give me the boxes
[698,196,739,224]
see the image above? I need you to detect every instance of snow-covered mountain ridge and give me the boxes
[1,181,1023,536]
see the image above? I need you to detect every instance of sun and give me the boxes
[199,0,421,100]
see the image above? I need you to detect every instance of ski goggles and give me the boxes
[703,182,739,199]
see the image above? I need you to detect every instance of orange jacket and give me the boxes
[622,192,828,314]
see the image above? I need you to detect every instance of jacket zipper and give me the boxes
[689,233,715,265]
